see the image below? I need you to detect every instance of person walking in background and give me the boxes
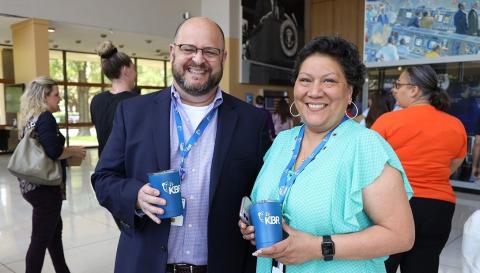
[18,76,86,273]
[468,1,479,36]
[91,17,270,273]
[240,36,414,273]
[90,41,138,157]
[455,2,468,35]
[255,95,276,140]
[372,65,467,273]
[272,98,293,135]
[364,92,392,128]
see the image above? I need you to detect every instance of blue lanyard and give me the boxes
[172,101,218,180]
[278,118,347,204]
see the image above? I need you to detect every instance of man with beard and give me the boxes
[91,17,270,273]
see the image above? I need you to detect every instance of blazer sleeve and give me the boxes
[91,101,146,235]
[35,111,65,160]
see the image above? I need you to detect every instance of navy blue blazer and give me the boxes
[92,87,270,273]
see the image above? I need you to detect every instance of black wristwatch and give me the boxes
[321,235,335,261]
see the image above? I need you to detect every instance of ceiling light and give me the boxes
[52,44,59,49]
[118,44,124,49]
[131,53,136,57]
[100,33,107,38]
[145,39,152,44]
[75,40,82,44]
[155,49,161,53]
[48,27,55,33]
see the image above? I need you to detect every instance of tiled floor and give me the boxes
[0,150,478,273]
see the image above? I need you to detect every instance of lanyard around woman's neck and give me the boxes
[277,117,347,204]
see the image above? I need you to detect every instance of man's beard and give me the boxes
[172,54,223,96]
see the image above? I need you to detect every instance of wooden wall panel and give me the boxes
[310,0,335,37]
[310,0,365,55]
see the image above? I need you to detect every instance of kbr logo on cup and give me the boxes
[161,181,180,195]
[257,211,280,225]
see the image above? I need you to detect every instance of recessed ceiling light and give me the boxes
[52,44,59,49]
[48,27,55,33]
[131,53,136,56]
[75,40,82,44]
[100,33,107,38]
[155,49,161,53]
[118,44,124,49]
[145,39,152,44]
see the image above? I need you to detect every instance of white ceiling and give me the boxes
[0,0,204,60]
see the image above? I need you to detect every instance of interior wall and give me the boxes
[310,0,365,54]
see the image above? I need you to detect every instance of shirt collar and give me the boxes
[170,85,223,109]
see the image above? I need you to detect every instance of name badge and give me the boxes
[171,197,186,226]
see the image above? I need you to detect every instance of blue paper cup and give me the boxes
[148,169,183,219]
[250,200,283,249]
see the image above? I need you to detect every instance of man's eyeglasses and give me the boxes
[173,43,223,60]
[393,81,415,89]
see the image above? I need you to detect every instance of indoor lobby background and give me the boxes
[0,0,479,272]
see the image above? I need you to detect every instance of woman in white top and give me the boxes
[272,98,293,135]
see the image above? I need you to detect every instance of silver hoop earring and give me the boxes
[289,102,301,117]
[345,102,359,119]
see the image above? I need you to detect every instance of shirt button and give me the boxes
[186,250,190,254]
[192,168,196,172]
[188,224,192,228]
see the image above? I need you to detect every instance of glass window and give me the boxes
[66,124,98,147]
[141,88,160,94]
[0,45,14,81]
[49,50,64,81]
[137,59,165,87]
[66,52,102,83]
[52,85,67,124]
[166,61,173,86]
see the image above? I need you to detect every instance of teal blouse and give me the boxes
[251,119,413,273]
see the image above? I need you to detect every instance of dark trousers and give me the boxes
[385,197,455,273]
[23,186,70,273]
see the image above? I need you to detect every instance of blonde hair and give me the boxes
[18,76,57,130]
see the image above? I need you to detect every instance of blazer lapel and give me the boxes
[151,88,172,171]
[209,96,237,206]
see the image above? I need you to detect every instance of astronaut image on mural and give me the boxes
[364,0,480,64]
[241,0,304,85]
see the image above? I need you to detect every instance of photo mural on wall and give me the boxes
[240,0,305,85]
[364,0,480,65]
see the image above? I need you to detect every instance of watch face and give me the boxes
[322,242,335,255]
[322,242,335,256]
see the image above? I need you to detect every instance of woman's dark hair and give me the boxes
[96,41,133,80]
[274,98,290,123]
[405,65,449,111]
[365,92,392,128]
[292,36,366,102]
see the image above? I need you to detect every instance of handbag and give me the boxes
[7,116,62,186]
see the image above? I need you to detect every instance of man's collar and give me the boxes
[170,85,223,108]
